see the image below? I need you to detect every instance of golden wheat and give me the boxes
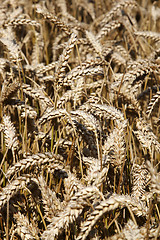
[0,0,160,239]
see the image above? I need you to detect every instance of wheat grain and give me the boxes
[100,0,138,27]
[5,152,64,180]
[0,176,37,210]
[3,114,19,151]
[13,212,39,240]
[76,194,144,240]
[0,81,19,104]
[146,90,160,118]
[42,186,103,240]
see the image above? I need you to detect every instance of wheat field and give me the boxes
[0,0,160,239]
